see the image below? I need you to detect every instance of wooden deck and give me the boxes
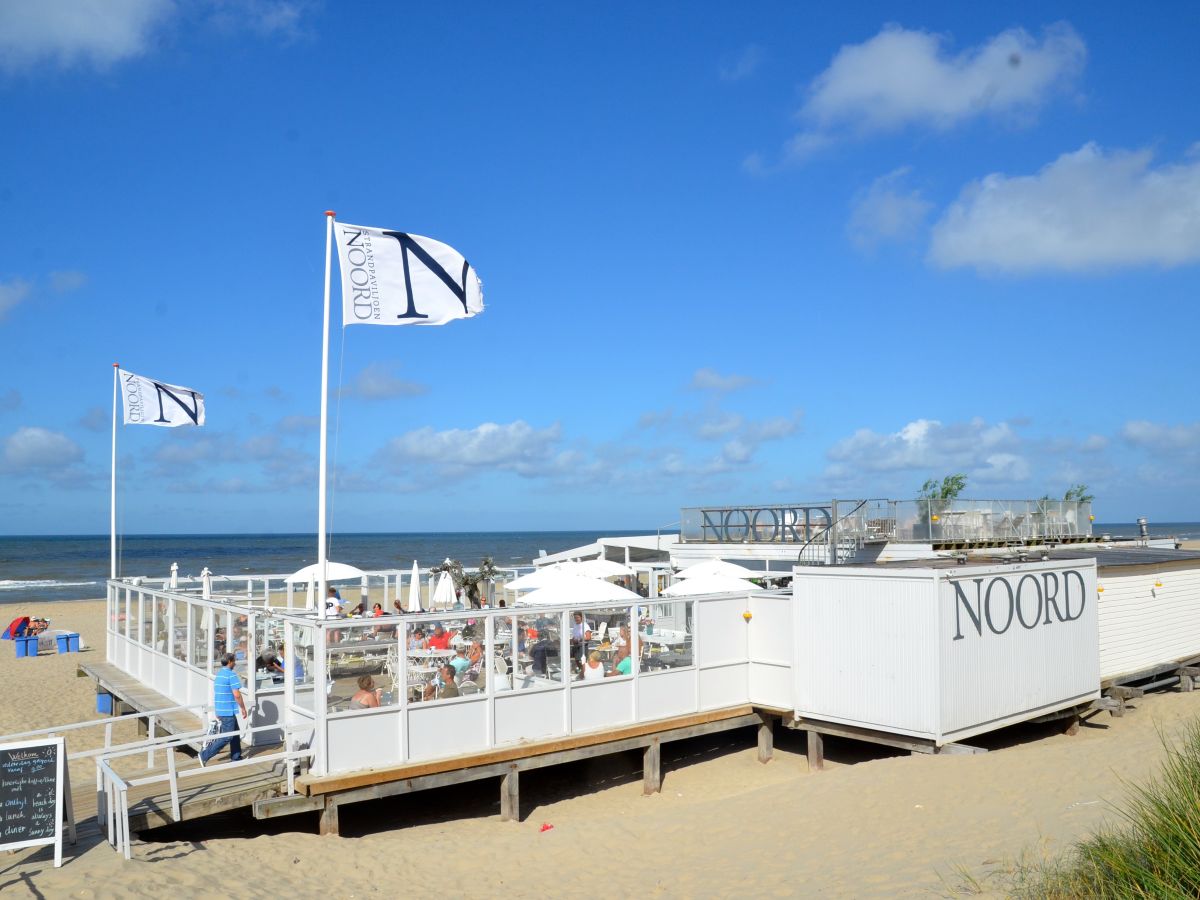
[78,660,205,739]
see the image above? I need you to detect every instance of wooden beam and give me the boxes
[643,738,661,794]
[299,705,756,796]
[790,717,937,755]
[807,730,823,772]
[319,796,338,836]
[937,742,987,755]
[499,765,518,822]
[253,793,324,819]
[756,713,774,764]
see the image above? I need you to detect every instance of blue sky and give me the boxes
[1,1,1198,535]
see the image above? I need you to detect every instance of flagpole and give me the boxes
[317,211,336,618]
[110,363,119,580]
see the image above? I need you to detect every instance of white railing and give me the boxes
[97,719,312,861]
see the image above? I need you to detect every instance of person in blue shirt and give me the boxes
[200,652,248,766]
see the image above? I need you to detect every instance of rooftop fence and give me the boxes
[680,499,1093,546]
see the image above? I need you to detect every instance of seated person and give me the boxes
[407,628,428,650]
[426,623,455,650]
[449,645,471,679]
[422,663,460,701]
[581,650,606,681]
[610,644,632,677]
[256,644,285,679]
[569,612,593,673]
[613,623,631,648]
[280,644,306,682]
[349,674,382,709]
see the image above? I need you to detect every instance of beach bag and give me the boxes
[200,717,221,753]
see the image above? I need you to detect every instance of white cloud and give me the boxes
[342,362,428,400]
[847,167,931,250]
[1,427,85,482]
[776,23,1084,164]
[720,44,763,82]
[0,0,173,71]
[826,417,1022,478]
[1121,420,1200,452]
[930,143,1200,273]
[690,368,755,393]
[78,406,108,432]
[48,270,87,293]
[206,1,310,39]
[0,278,32,321]
[381,421,563,478]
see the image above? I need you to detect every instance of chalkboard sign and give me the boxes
[0,737,74,867]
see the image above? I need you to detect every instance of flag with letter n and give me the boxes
[335,222,484,326]
[118,370,205,427]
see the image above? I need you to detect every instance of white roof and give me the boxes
[534,534,677,567]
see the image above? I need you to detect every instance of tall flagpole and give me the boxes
[110,363,119,580]
[317,211,336,618]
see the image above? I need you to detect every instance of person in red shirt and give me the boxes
[427,623,455,650]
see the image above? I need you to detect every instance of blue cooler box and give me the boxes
[96,692,114,714]
[16,635,38,658]
[56,634,71,654]
[68,633,80,652]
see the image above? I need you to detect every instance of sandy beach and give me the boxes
[0,594,1198,897]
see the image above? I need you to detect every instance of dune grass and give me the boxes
[955,718,1200,898]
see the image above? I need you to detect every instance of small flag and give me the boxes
[118,370,205,427]
[335,222,484,327]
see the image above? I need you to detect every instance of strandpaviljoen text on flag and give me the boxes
[312,213,484,616]
[118,369,206,427]
[333,222,484,326]
[110,366,206,578]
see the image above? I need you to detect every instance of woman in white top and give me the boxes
[582,650,606,681]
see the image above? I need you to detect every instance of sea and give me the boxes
[1,522,1197,607]
[0,530,652,606]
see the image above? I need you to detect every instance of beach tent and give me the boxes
[674,559,758,580]
[661,575,759,596]
[515,574,640,607]
[406,561,422,613]
[3,616,30,640]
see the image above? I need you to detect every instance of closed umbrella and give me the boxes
[406,561,422,613]
[674,559,758,580]
[661,574,758,596]
[431,571,456,610]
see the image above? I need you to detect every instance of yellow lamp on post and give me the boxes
[1155,579,1164,589]
[1097,585,1105,593]
[742,611,753,622]
[931,514,940,522]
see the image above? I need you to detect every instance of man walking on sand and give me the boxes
[200,652,248,767]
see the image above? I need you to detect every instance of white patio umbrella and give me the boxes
[674,559,758,580]
[431,571,457,610]
[406,560,422,613]
[661,574,759,596]
[169,562,179,590]
[573,559,634,578]
[283,561,368,584]
[515,574,640,607]
[505,564,576,591]
[200,567,212,600]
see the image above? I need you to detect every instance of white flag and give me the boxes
[118,370,205,427]
[335,222,484,327]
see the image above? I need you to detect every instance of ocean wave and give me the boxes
[0,579,99,591]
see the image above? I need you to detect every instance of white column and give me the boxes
[316,210,336,617]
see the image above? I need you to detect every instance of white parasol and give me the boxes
[674,559,759,580]
[284,561,368,584]
[431,571,457,610]
[661,574,759,596]
[515,574,640,607]
[406,560,422,613]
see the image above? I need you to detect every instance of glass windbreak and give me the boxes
[513,611,564,690]
[640,600,694,671]
[491,615,515,693]
[230,613,250,680]
[191,604,210,670]
[573,606,632,681]
[171,598,188,662]
[406,617,478,703]
[285,622,318,711]
[153,596,169,653]
[133,594,147,645]
[326,619,397,712]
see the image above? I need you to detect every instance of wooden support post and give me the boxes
[1063,714,1081,737]
[757,713,774,764]
[499,764,519,822]
[807,730,824,772]
[319,796,339,836]
[643,738,661,794]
